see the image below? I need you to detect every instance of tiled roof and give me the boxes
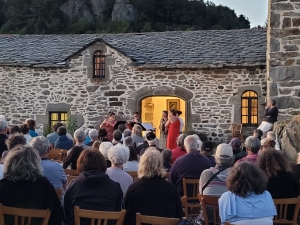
[0,29,267,68]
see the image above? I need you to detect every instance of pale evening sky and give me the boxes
[209,0,269,28]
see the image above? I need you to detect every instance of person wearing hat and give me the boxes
[229,138,247,163]
[198,143,235,224]
[200,141,216,167]
[140,132,162,155]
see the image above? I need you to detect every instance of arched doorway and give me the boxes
[141,96,186,138]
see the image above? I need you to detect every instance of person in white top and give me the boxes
[177,111,184,133]
[19,124,32,144]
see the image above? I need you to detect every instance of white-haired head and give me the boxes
[99,142,113,160]
[184,135,199,152]
[108,145,129,165]
[89,129,98,141]
[74,129,86,143]
[0,115,6,121]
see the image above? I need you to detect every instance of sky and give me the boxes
[209,0,268,28]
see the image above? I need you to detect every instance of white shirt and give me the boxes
[179,117,184,132]
[0,164,4,180]
[123,161,139,172]
[24,134,32,144]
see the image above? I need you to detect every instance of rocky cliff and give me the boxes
[112,0,137,21]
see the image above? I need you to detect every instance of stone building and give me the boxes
[0,30,267,141]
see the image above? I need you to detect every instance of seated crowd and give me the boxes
[0,117,299,225]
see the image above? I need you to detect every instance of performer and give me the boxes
[165,109,180,150]
[159,111,168,149]
[257,98,279,135]
[177,110,184,134]
[127,112,142,130]
[100,112,117,142]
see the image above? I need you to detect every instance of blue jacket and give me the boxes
[54,135,74,150]
[29,129,38,137]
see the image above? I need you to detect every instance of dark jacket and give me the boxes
[0,134,8,156]
[136,141,149,155]
[0,176,62,225]
[291,164,300,187]
[267,171,298,220]
[169,151,211,196]
[263,106,279,123]
[64,170,123,225]
[86,141,95,146]
[54,135,74,150]
[124,176,182,225]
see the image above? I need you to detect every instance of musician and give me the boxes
[100,112,117,142]
[127,112,142,130]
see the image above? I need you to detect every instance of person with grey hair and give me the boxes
[0,145,62,225]
[266,131,280,150]
[0,120,8,157]
[235,136,261,164]
[123,136,134,147]
[106,145,133,196]
[124,129,132,138]
[257,98,279,135]
[54,126,74,150]
[170,135,211,196]
[67,129,92,156]
[30,136,67,191]
[86,129,99,146]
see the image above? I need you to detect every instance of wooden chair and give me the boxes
[67,175,78,184]
[198,194,221,225]
[182,178,201,216]
[181,196,188,218]
[55,189,63,199]
[64,169,79,176]
[273,196,300,224]
[51,148,68,160]
[74,207,126,225]
[48,152,62,161]
[136,213,179,225]
[0,203,51,225]
[231,124,243,141]
[126,171,139,182]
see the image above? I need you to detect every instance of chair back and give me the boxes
[55,189,63,199]
[64,169,79,176]
[74,207,126,225]
[198,194,221,225]
[0,203,51,225]
[126,171,139,182]
[273,196,300,224]
[136,213,179,225]
[67,175,78,184]
[182,178,201,216]
[48,152,62,161]
[231,124,243,140]
[180,196,188,218]
[51,148,68,160]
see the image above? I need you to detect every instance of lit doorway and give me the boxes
[141,96,186,138]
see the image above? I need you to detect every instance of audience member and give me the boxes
[63,146,84,170]
[219,162,276,224]
[84,128,91,145]
[26,119,38,137]
[112,130,123,145]
[136,138,149,155]
[253,129,263,140]
[0,145,62,225]
[98,128,109,143]
[124,150,182,225]
[64,150,123,225]
[19,123,32,144]
[118,124,126,141]
[47,122,63,144]
[261,139,276,152]
[123,146,139,172]
[229,138,246,163]
[162,149,172,172]
[169,135,211,196]
[5,133,26,151]
[54,126,74,150]
[30,136,67,190]
[171,134,187,164]
[106,145,133,196]
[258,148,298,220]
[99,142,113,168]
[124,129,132,138]
[131,124,144,146]
[235,136,260,164]
[67,129,92,156]
[0,120,8,157]
[266,131,280,150]
[86,129,98,146]
[140,132,162,155]
[123,136,134,147]
[200,141,216,167]
[198,143,235,223]
[91,141,101,150]
[9,125,20,135]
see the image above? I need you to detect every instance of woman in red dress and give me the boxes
[165,109,180,150]
[100,112,117,142]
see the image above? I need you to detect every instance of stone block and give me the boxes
[190,114,200,123]
[292,18,300,27]
[269,66,300,82]
[86,86,99,92]
[270,38,280,52]
[269,82,278,96]
[279,88,292,95]
[104,91,125,96]
[36,115,49,124]
[283,17,291,28]
[109,98,118,101]
[276,96,300,109]
[284,45,299,51]
[271,3,294,11]
[284,59,295,66]
[270,12,281,28]
[106,57,116,66]
[109,102,123,106]
[116,84,127,89]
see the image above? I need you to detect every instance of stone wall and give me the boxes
[0,42,266,142]
[268,0,300,119]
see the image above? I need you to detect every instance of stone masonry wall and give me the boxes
[268,0,300,119]
[0,43,266,142]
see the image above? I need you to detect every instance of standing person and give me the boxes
[177,111,184,134]
[100,112,117,142]
[165,109,180,150]
[26,119,38,137]
[159,111,168,150]
[132,112,141,123]
[257,98,279,135]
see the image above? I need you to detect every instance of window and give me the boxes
[241,91,258,126]
[49,112,68,127]
[93,50,105,78]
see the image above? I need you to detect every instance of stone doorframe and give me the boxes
[229,85,265,125]
[127,86,200,131]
